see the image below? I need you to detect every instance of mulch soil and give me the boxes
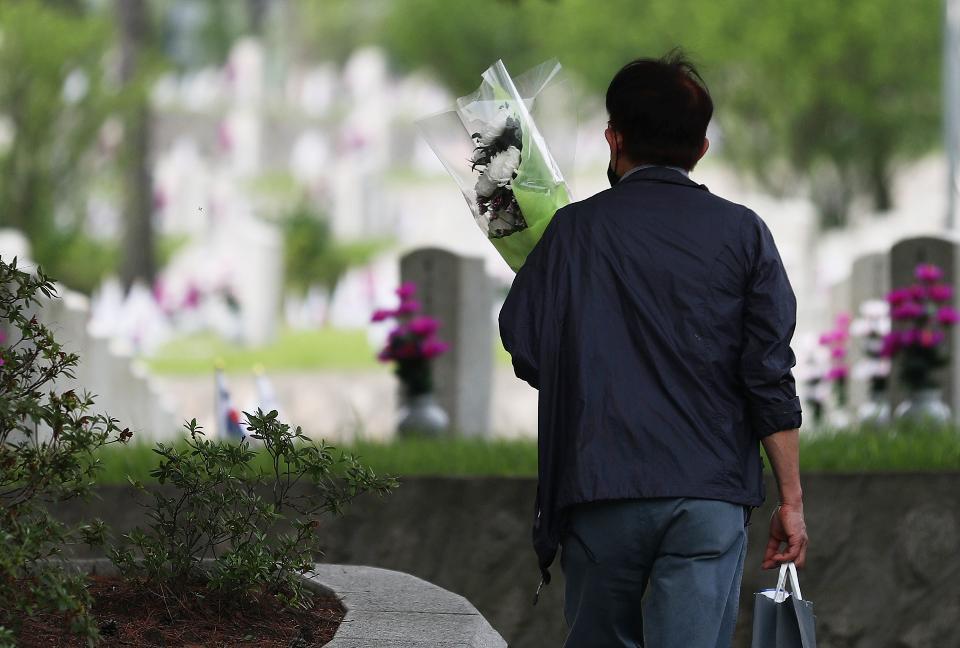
[14,575,345,647]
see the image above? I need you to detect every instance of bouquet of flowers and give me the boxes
[882,263,958,391]
[417,59,573,272]
[372,282,450,398]
[850,299,892,397]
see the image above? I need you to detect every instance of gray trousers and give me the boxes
[561,498,748,648]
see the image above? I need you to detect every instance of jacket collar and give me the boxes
[618,165,709,192]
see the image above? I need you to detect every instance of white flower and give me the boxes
[475,172,497,198]
[477,111,509,146]
[486,146,521,186]
[859,299,889,319]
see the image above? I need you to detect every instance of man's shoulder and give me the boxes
[564,181,761,224]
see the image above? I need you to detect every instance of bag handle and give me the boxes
[774,562,803,601]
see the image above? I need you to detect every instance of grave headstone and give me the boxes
[400,248,493,437]
[889,236,959,419]
[848,253,891,416]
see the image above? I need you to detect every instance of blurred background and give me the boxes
[0,0,954,442]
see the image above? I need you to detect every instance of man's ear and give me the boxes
[698,137,710,162]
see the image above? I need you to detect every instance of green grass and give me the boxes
[93,427,960,485]
[145,328,380,375]
[146,328,515,375]
[94,437,540,484]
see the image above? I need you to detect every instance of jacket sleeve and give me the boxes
[498,210,568,390]
[740,212,803,437]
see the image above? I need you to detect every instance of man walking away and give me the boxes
[499,50,808,648]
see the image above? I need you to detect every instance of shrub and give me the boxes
[0,257,128,646]
[111,411,397,609]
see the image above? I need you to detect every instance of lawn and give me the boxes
[94,426,960,484]
[146,328,515,375]
[145,328,380,374]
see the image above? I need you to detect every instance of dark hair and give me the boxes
[605,49,713,170]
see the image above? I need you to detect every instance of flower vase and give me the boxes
[894,388,951,424]
[857,392,891,427]
[397,392,449,437]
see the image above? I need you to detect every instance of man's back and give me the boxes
[497,51,807,648]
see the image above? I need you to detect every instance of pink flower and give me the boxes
[826,366,848,381]
[377,348,394,362]
[891,302,925,321]
[929,284,954,303]
[880,332,901,357]
[396,282,417,299]
[408,316,440,337]
[937,306,960,325]
[396,299,421,316]
[835,312,852,328]
[886,288,912,306]
[901,329,920,346]
[0,357,5,367]
[388,325,408,340]
[915,264,945,283]
[371,308,396,323]
[918,329,945,348]
[908,285,927,301]
[830,346,847,359]
[422,339,450,358]
[818,331,836,346]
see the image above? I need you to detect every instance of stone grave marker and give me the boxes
[400,248,493,437]
[889,235,959,419]
[848,252,891,417]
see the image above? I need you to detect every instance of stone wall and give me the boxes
[56,474,960,647]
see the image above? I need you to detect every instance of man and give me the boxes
[498,51,808,647]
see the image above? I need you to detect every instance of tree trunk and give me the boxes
[116,0,156,291]
[869,155,894,213]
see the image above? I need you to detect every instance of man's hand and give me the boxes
[762,502,808,569]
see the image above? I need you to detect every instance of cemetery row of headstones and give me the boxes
[819,235,960,427]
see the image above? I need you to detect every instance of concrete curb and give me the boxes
[315,564,507,648]
[55,559,506,647]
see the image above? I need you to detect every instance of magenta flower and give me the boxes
[918,329,945,348]
[880,332,901,357]
[388,325,407,340]
[0,357,5,367]
[885,288,912,306]
[408,316,441,337]
[891,301,925,320]
[907,284,927,300]
[396,299,422,316]
[901,329,920,346]
[396,282,417,299]
[937,306,960,325]
[422,339,450,359]
[377,348,394,362]
[915,264,945,283]
[929,284,954,303]
[830,346,847,359]
[825,366,848,381]
[371,308,396,323]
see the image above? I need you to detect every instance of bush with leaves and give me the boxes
[0,257,128,646]
[111,410,397,609]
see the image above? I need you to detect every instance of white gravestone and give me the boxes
[400,248,493,437]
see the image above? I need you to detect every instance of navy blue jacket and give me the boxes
[498,166,802,585]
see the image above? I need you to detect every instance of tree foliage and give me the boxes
[380,0,943,227]
[0,1,125,291]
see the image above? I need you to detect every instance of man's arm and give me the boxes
[761,428,808,569]
[739,212,807,569]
